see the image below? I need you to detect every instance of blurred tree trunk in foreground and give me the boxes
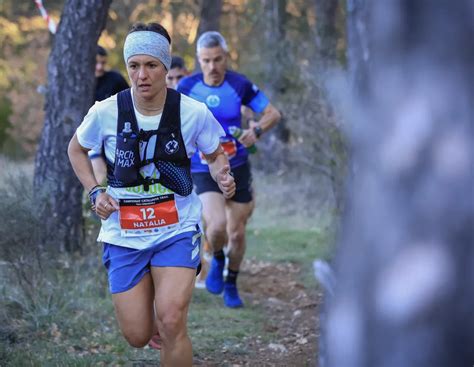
[346,0,370,96]
[34,0,111,252]
[194,0,222,71]
[325,1,474,366]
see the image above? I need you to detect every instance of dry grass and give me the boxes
[251,168,335,230]
[0,155,34,187]
[0,155,335,365]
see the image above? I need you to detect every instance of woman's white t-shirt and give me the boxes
[76,90,224,250]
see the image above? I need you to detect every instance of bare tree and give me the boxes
[194,0,222,71]
[261,0,288,96]
[325,1,474,366]
[197,0,222,35]
[34,0,112,252]
[250,0,291,168]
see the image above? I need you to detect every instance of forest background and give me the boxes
[1,1,472,366]
[0,0,348,220]
[0,1,347,365]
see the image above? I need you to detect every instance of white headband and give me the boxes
[123,31,171,70]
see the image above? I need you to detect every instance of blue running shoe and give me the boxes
[205,257,225,294]
[223,282,244,308]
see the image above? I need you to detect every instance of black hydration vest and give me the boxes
[106,88,193,196]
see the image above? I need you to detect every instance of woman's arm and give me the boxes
[68,133,119,218]
[67,133,99,192]
[202,144,236,199]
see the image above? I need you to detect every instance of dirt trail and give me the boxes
[195,259,321,366]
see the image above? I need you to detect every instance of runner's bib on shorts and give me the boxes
[119,194,179,237]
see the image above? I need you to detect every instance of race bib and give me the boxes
[200,138,237,164]
[119,194,179,237]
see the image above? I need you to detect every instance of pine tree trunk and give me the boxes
[325,1,474,366]
[194,0,223,72]
[34,0,112,252]
[197,0,222,35]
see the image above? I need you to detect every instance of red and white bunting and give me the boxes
[34,0,57,34]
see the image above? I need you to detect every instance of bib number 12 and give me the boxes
[119,194,179,236]
[140,207,156,220]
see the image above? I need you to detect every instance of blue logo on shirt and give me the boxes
[177,71,270,173]
[206,95,220,108]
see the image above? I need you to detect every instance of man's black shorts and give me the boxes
[192,162,253,203]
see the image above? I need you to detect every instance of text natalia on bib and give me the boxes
[119,194,179,237]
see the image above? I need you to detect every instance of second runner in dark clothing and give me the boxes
[95,69,129,102]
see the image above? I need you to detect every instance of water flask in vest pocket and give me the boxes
[114,122,140,184]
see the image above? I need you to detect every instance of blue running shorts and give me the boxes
[102,230,201,294]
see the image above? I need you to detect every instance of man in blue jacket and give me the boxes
[178,31,281,307]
